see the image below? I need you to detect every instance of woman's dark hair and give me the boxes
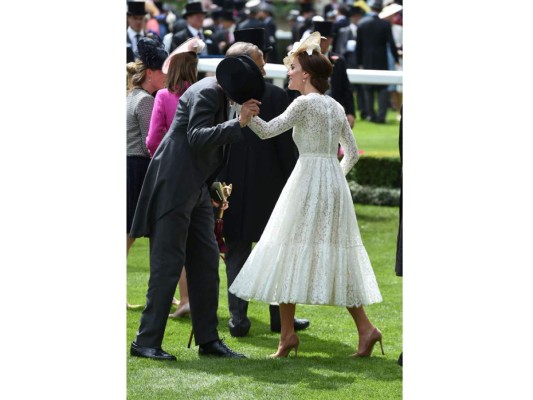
[297,51,333,94]
[166,52,199,94]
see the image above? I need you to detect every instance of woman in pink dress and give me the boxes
[146,37,205,318]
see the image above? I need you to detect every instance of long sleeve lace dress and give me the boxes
[229,93,382,307]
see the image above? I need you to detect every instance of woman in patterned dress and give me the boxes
[229,32,384,358]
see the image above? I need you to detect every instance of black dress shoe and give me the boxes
[294,318,310,331]
[229,318,251,337]
[130,341,176,361]
[270,317,310,333]
[198,339,246,358]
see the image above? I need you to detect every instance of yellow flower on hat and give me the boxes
[283,31,322,69]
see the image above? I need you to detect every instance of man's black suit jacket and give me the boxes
[218,83,298,242]
[130,77,243,237]
[170,27,222,55]
[356,14,398,70]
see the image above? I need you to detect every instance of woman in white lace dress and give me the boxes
[229,32,384,358]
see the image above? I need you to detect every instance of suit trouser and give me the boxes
[225,237,279,328]
[363,84,389,121]
[134,186,220,348]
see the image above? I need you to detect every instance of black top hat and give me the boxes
[137,37,169,70]
[182,2,208,18]
[313,20,334,38]
[220,9,236,21]
[127,1,146,16]
[234,28,272,54]
[216,55,265,104]
[370,0,384,11]
[349,5,366,17]
[300,3,314,13]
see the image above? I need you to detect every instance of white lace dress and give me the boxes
[229,93,382,307]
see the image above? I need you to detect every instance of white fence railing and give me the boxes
[198,58,403,88]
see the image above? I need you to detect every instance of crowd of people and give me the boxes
[126,0,402,362]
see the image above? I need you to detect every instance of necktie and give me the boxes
[135,33,141,44]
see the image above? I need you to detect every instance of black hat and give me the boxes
[127,1,146,16]
[220,9,236,21]
[234,28,272,54]
[137,37,169,70]
[312,20,334,38]
[349,5,366,17]
[182,2,207,18]
[370,0,384,11]
[216,55,265,104]
[300,3,314,14]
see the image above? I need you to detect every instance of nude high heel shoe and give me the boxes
[169,302,190,318]
[351,328,384,358]
[270,335,299,358]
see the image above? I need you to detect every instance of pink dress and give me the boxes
[146,82,191,156]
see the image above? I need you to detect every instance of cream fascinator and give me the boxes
[283,31,322,69]
[162,37,206,74]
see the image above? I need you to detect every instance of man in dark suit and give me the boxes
[313,20,355,129]
[236,0,264,31]
[256,3,279,64]
[218,28,310,337]
[129,43,264,361]
[170,2,221,56]
[127,1,147,63]
[335,5,367,120]
[355,0,399,123]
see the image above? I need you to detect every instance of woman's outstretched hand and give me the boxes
[239,99,261,127]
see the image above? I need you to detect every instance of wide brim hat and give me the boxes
[216,55,265,104]
[379,3,402,19]
[127,1,146,16]
[234,28,272,54]
[162,37,205,74]
[182,2,208,18]
[137,37,169,70]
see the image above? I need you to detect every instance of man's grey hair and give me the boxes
[225,42,263,59]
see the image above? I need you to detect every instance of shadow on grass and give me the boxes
[128,355,401,391]
[129,314,401,391]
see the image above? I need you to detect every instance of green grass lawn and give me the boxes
[127,204,402,399]
[353,109,401,158]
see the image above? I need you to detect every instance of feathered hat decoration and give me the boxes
[283,31,322,69]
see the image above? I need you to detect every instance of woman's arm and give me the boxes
[247,96,305,140]
[146,91,166,157]
[339,115,359,176]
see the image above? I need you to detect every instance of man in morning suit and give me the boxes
[170,2,221,56]
[218,28,311,337]
[355,0,399,123]
[129,43,264,361]
[127,1,147,63]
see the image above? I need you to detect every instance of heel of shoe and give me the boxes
[378,338,384,355]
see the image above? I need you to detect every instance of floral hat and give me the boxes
[283,31,322,69]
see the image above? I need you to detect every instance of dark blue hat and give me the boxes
[137,37,168,70]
